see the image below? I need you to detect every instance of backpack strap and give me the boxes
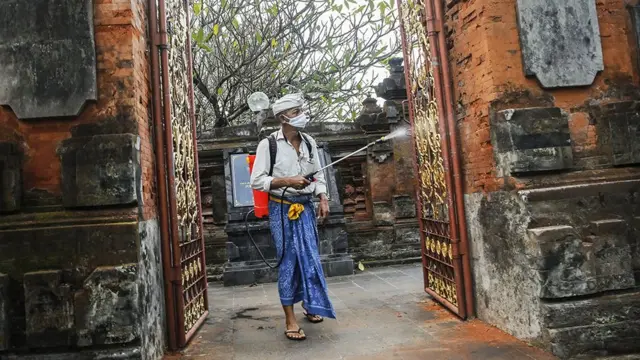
[268,135,277,177]
[301,133,314,161]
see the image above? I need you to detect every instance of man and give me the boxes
[250,93,335,341]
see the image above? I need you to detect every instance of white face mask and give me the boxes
[284,112,310,129]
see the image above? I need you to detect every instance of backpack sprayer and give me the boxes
[244,90,408,269]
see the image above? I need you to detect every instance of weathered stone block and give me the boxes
[527,220,635,299]
[75,264,140,347]
[0,142,22,213]
[0,222,139,281]
[59,134,141,208]
[0,0,97,119]
[515,0,604,88]
[592,101,640,166]
[23,270,74,348]
[373,201,394,226]
[393,222,420,246]
[542,292,640,330]
[392,195,416,219]
[548,321,640,359]
[0,272,9,350]
[491,107,572,176]
[632,217,640,275]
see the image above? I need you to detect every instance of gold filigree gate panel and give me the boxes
[166,0,209,345]
[398,0,467,318]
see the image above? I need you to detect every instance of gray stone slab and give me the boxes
[75,265,140,347]
[23,270,74,348]
[516,0,604,88]
[491,107,572,176]
[392,195,416,219]
[59,134,141,208]
[0,0,97,119]
[527,220,635,299]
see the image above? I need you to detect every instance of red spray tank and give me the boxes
[246,155,269,218]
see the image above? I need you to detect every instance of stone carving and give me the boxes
[337,160,370,220]
[23,270,74,348]
[375,57,407,100]
[516,0,604,88]
[0,141,22,213]
[0,0,97,119]
[368,141,393,163]
[59,134,141,208]
[491,107,572,176]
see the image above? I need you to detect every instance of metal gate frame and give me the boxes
[397,0,474,319]
[150,0,209,350]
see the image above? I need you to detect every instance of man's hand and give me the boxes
[318,195,329,221]
[288,175,311,190]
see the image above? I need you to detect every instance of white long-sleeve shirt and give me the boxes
[249,129,327,198]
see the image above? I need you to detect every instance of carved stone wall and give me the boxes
[0,0,166,358]
[444,0,640,358]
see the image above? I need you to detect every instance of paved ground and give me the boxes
[166,263,556,360]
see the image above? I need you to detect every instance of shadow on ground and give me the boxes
[165,264,556,360]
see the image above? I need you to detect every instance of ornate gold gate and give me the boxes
[152,0,209,349]
[398,0,472,318]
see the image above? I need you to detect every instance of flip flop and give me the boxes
[284,328,306,341]
[302,310,324,323]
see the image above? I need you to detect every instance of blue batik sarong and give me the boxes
[268,194,336,319]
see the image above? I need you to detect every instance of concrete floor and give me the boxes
[166,263,556,360]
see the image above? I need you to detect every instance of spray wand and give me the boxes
[304,134,393,182]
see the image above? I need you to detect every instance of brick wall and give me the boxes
[446,0,640,194]
[0,0,157,217]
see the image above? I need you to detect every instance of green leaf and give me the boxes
[255,31,263,43]
[271,38,277,47]
[193,2,201,15]
[213,24,220,36]
[221,0,227,9]
[268,4,278,16]
[232,18,239,29]
[217,88,223,96]
[357,261,365,271]
[195,28,204,44]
